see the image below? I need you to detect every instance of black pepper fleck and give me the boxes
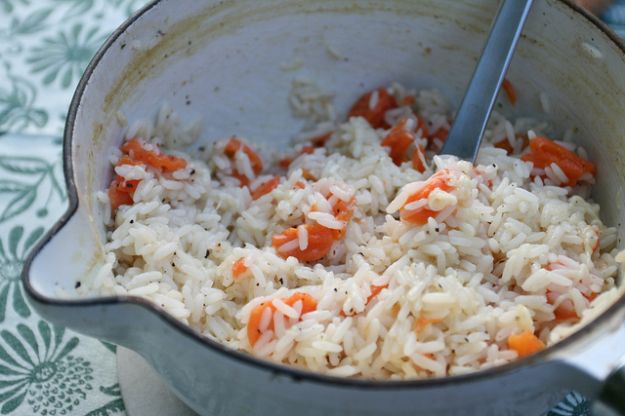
[75,281,81,289]
[171,262,176,267]
[130,219,134,224]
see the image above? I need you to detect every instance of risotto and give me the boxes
[92,82,621,379]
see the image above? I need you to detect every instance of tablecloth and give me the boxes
[2,1,625,415]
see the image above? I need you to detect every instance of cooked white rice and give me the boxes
[90,82,622,379]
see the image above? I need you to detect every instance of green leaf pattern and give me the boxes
[0,0,144,135]
[0,134,125,416]
[2,0,148,411]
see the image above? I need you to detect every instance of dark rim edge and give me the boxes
[20,0,625,390]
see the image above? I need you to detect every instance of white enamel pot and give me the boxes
[22,0,625,414]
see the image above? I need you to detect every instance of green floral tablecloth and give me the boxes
[2,1,625,415]
[1,1,145,414]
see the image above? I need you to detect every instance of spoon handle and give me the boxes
[440,0,534,162]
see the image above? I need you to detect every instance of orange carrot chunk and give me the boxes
[121,138,187,173]
[402,95,416,106]
[330,197,355,238]
[546,290,578,320]
[232,258,249,279]
[521,136,596,186]
[247,292,317,346]
[341,283,388,317]
[494,134,529,155]
[247,302,275,346]
[115,155,144,167]
[224,138,263,185]
[414,316,442,334]
[311,132,333,147]
[108,177,135,212]
[494,139,514,154]
[251,176,280,200]
[348,88,398,128]
[507,331,545,358]
[400,169,454,224]
[272,223,336,262]
[278,157,293,169]
[283,292,317,314]
[302,169,317,181]
[224,138,263,175]
[427,127,449,150]
[381,118,415,165]
[502,79,517,105]
[367,284,388,304]
[411,144,427,173]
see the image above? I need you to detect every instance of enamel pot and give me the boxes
[23,0,625,414]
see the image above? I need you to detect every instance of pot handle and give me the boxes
[593,363,625,416]
[555,321,625,416]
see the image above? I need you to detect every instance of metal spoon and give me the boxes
[440,0,534,162]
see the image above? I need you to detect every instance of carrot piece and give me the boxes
[231,171,251,187]
[232,258,249,279]
[507,331,545,358]
[494,135,528,155]
[592,236,600,254]
[411,144,427,173]
[426,127,449,149]
[415,117,429,138]
[283,292,317,315]
[546,290,578,320]
[367,284,388,304]
[381,118,415,165]
[272,223,336,262]
[502,79,517,105]
[115,155,144,167]
[278,157,293,169]
[294,181,306,189]
[302,169,317,181]
[348,88,398,128]
[330,197,355,238]
[121,138,187,173]
[584,292,598,302]
[247,292,316,346]
[521,136,596,186]
[108,173,141,213]
[251,176,280,200]
[224,138,263,175]
[340,283,389,317]
[247,301,276,346]
[224,138,263,185]
[402,95,416,106]
[400,169,454,224]
[414,316,442,334]
[108,177,134,213]
[494,138,514,154]
[311,132,332,147]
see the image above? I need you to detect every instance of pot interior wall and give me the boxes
[30,0,625,297]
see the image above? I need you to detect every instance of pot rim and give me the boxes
[21,0,625,389]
